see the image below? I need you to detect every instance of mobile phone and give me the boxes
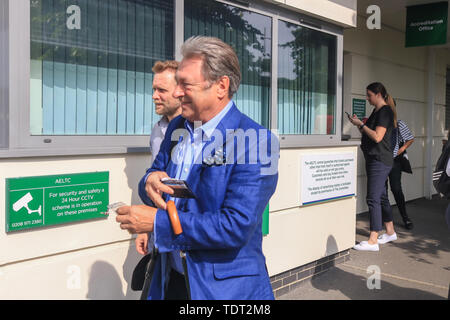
[161,178,196,198]
[345,111,352,119]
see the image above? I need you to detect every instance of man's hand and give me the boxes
[116,205,157,234]
[135,233,149,255]
[145,171,174,210]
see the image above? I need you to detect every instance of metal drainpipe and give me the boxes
[425,47,436,200]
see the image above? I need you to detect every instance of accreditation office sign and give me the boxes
[6,172,108,232]
[405,2,448,47]
[301,153,356,206]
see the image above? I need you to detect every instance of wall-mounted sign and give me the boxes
[301,153,356,206]
[6,172,109,232]
[352,98,366,120]
[405,1,448,47]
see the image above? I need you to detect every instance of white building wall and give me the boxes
[262,146,357,276]
[0,145,358,298]
[343,16,449,213]
[0,155,149,299]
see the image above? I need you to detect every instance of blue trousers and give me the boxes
[366,159,393,232]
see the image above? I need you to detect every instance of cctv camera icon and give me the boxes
[13,192,42,216]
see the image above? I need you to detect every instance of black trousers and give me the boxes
[164,269,188,300]
[386,158,409,220]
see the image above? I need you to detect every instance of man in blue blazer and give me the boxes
[116,36,279,300]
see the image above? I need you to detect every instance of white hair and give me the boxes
[181,36,241,98]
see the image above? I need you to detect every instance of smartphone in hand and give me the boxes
[161,178,196,198]
[345,111,352,120]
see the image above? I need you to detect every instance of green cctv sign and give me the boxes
[405,2,448,47]
[6,172,109,232]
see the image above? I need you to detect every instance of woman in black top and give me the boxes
[348,82,398,251]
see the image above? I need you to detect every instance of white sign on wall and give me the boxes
[301,153,356,206]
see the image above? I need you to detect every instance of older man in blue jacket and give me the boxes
[116,36,279,300]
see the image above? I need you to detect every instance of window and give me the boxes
[30,0,174,135]
[184,0,272,128]
[278,20,337,135]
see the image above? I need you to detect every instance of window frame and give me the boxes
[0,0,9,150]
[7,0,177,153]
[2,0,343,158]
[184,0,274,129]
[267,3,343,147]
[218,0,344,147]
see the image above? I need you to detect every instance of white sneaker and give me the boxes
[353,241,379,251]
[377,233,397,244]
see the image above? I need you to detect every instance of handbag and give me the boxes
[131,253,152,291]
[398,153,412,174]
[433,141,450,198]
[433,168,450,198]
[396,139,413,174]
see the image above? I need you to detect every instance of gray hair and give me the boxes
[181,36,241,98]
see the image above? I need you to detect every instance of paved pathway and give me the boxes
[279,196,450,300]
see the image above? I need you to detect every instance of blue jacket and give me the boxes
[138,103,279,300]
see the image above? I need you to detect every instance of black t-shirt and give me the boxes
[361,105,394,167]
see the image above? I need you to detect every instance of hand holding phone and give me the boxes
[161,178,196,198]
[345,111,352,120]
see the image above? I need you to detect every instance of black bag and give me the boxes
[397,153,413,174]
[131,253,152,291]
[433,141,450,198]
[435,170,450,198]
[395,135,413,174]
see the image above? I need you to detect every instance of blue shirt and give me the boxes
[145,116,170,254]
[149,116,169,166]
[154,100,234,274]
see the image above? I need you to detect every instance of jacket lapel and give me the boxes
[184,103,242,196]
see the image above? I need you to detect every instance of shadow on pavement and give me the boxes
[309,265,446,300]
[280,196,450,300]
[356,196,450,261]
[316,232,447,300]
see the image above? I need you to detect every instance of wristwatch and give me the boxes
[359,123,365,129]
